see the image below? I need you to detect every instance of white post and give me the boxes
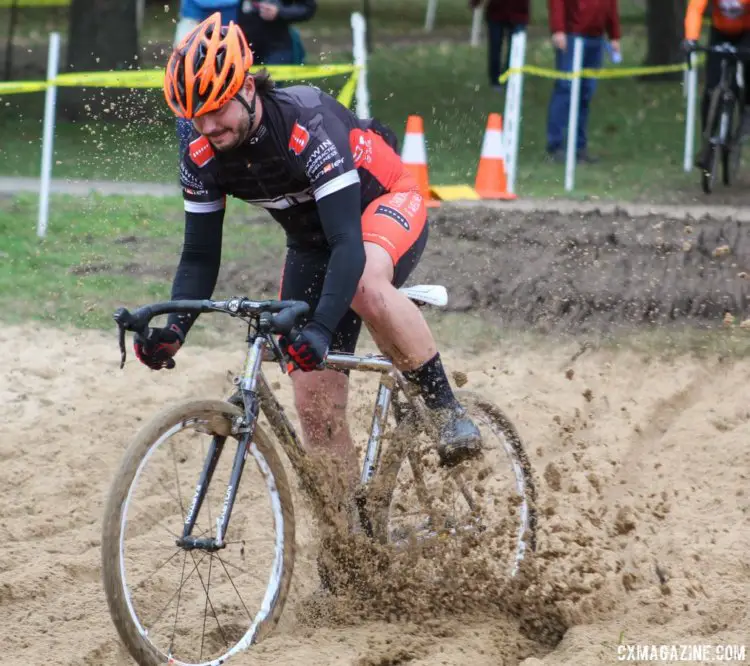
[136,0,145,37]
[424,0,438,32]
[351,12,370,120]
[684,52,698,172]
[503,29,526,195]
[470,7,483,47]
[37,31,60,239]
[564,36,584,193]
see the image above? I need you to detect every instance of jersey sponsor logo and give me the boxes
[305,139,340,180]
[288,121,310,155]
[350,129,373,168]
[312,157,345,183]
[179,161,209,197]
[374,204,410,231]
[189,135,215,168]
[249,124,268,145]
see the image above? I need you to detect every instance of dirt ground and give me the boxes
[2,206,750,665]
[2,322,750,665]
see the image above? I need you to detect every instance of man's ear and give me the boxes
[243,74,256,97]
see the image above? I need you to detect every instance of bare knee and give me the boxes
[350,242,396,325]
[292,369,349,449]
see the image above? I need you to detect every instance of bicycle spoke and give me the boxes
[214,554,264,583]
[216,554,252,621]
[132,548,182,592]
[158,475,184,517]
[169,440,187,519]
[169,550,188,656]
[200,554,215,661]
[189,551,229,652]
[144,552,206,638]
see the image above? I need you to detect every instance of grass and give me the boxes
[0,27,698,200]
[0,193,284,332]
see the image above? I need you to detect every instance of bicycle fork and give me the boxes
[177,337,266,552]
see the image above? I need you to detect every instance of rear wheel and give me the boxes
[102,399,296,666]
[374,389,537,580]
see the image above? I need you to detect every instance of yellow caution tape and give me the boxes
[0,80,48,95]
[0,63,356,97]
[498,55,706,85]
[0,0,69,5]
[335,68,359,108]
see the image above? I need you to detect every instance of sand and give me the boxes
[1,321,748,665]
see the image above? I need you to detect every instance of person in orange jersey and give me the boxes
[139,14,483,492]
[684,0,750,166]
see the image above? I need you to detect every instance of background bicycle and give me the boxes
[690,41,750,194]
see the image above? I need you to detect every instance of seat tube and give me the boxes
[360,376,393,485]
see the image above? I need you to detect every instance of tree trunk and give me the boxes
[641,0,686,81]
[61,0,142,120]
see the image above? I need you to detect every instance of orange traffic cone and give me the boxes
[474,113,516,200]
[401,115,440,207]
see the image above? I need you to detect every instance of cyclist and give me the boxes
[684,0,750,166]
[134,13,482,483]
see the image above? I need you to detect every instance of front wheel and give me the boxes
[101,399,296,666]
[375,389,538,579]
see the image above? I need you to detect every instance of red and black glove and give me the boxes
[284,322,331,372]
[134,324,184,370]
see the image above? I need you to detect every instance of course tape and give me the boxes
[0,63,359,104]
[498,55,706,85]
[0,0,69,5]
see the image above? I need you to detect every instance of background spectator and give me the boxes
[545,0,620,164]
[173,0,241,156]
[469,0,530,91]
[237,0,317,66]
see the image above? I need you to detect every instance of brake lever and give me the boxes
[118,324,127,369]
[267,333,288,374]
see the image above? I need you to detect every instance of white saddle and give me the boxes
[398,284,448,308]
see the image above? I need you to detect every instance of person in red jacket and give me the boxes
[469,0,530,89]
[545,0,621,163]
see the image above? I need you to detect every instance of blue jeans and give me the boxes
[487,21,525,87]
[546,35,603,153]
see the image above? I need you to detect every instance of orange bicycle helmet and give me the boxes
[164,12,253,119]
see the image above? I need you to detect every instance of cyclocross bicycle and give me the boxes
[691,42,750,194]
[102,284,538,666]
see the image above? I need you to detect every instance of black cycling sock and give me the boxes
[403,352,458,410]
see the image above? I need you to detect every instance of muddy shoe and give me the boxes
[434,405,482,467]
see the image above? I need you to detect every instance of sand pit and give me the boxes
[1,319,749,665]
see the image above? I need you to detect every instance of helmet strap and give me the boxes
[235,88,258,134]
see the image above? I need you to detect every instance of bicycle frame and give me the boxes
[178,331,430,550]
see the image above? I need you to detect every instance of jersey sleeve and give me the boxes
[685,0,708,40]
[180,136,226,214]
[288,109,360,201]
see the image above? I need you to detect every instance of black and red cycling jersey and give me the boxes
[169,84,426,346]
[179,84,404,242]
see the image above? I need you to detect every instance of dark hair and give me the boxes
[253,68,276,95]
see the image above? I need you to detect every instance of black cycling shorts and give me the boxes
[279,220,429,356]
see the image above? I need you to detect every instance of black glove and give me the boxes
[682,39,698,55]
[134,324,185,370]
[285,322,331,372]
